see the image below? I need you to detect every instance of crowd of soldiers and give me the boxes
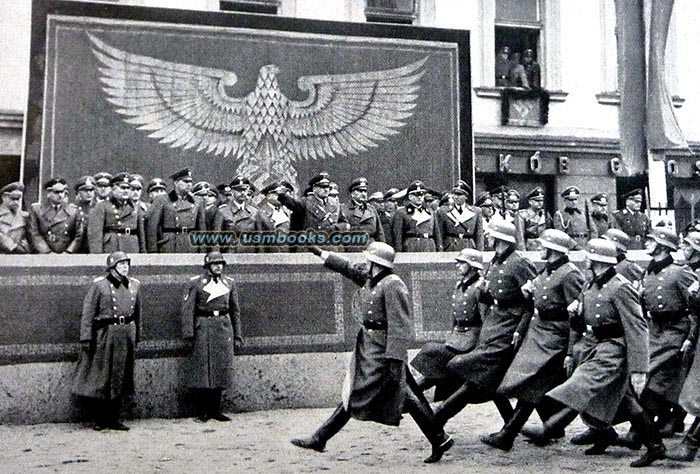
[2,167,690,255]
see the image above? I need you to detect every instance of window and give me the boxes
[219,0,279,14]
[494,0,542,89]
[365,0,417,25]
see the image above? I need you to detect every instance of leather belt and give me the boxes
[537,308,569,322]
[453,319,479,330]
[445,233,470,239]
[94,315,135,329]
[592,323,624,340]
[162,227,190,234]
[363,319,387,330]
[649,310,687,325]
[196,310,228,318]
[106,227,135,235]
[405,233,431,239]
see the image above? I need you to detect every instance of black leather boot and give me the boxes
[404,386,453,463]
[433,384,473,427]
[521,408,577,446]
[106,398,129,431]
[616,426,642,450]
[584,428,619,455]
[291,404,350,452]
[481,402,534,452]
[667,417,700,462]
[629,411,666,467]
[209,389,231,422]
[493,395,514,424]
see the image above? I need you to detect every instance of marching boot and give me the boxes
[629,411,666,467]
[291,403,351,452]
[195,389,210,422]
[481,401,534,452]
[617,426,642,450]
[414,376,436,392]
[209,389,231,422]
[584,428,619,455]
[106,398,129,431]
[493,395,514,424]
[521,408,578,447]
[404,388,453,463]
[92,399,110,431]
[433,384,473,427]
[667,417,700,462]
[660,408,686,437]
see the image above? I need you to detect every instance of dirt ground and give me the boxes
[1,403,695,474]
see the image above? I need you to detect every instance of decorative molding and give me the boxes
[474,132,620,155]
[474,86,567,102]
[0,110,24,130]
[595,91,685,108]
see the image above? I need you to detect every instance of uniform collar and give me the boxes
[458,272,480,290]
[564,207,581,214]
[369,267,392,288]
[107,273,129,288]
[591,266,616,288]
[688,260,700,271]
[647,254,673,274]
[492,245,515,265]
[545,255,569,274]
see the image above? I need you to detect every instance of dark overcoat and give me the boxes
[436,204,484,251]
[88,197,145,254]
[254,200,292,252]
[341,201,385,248]
[28,202,83,253]
[679,262,700,416]
[553,208,589,249]
[612,209,650,250]
[220,201,258,253]
[146,191,205,253]
[392,203,441,252]
[514,208,552,251]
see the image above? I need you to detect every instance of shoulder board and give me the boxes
[614,273,631,285]
[190,275,200,281]
[564,262,580,272]
[130,277,140,284]
[93,276,105,282]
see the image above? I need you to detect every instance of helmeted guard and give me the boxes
[602,228,644,290]
[554,186,589,249]
[482,229,585,452]
[0,182,30,254]
[341,177,385,249]
[220,176,258,253]
[589,193,612,239]
[436,180,484,251]
[515,186,552,251]
[28,177,83,254]
[88,173,145,254]
[291,243,453,463]
[145,167,205,253]
[72,251,141,431]
[612,189,651,250]
[181,251,242,422]
[392,180,442,252]
[255,181,293,253]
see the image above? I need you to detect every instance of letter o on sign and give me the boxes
[610,157,622,176]
[666,160,679,176]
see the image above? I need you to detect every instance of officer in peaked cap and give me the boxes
[515,186,552,251]
[219,176,258,253]
[146,167,205,253]
[367,191,384,210]
[434,220,535,430]
[484,228,584,451]
[612,188,650,250]
[436,180,484,252]
[181,250,242,422]
[554,185,589,249]
[216,183,233,209]
[342,177,384,250]
[93,172,113,203]
[589,193,611,239]
[255,181,293,253]
[489,185,512,227]
[193,182,223,233]
[28,177,83,254]
[0,181,30,254]
[72,176,96,253]
[146,178,167,203]
[505,189,521,218]
[72,250,141,431]
[392,180,442,252]
[379,188,401,250]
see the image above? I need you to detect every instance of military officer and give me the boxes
[505,189,521,218]
[589,193,612,239]
[216,183,232,209]
[219,176,258,253]
[254,181,293,253]
[73,176,96,254]
[28,177,83,254]
[367,191,384,214]
[88,173,145,254]
[525,239,665,468]
[145,168,205,253]
[668,232,700,462]
[554,186,589,249]
[515,186,552,251]
[476,191,496,251]
[181,251,242,422]
[0,182,30,254]
[146,178,167,203]
[392,180,442,252]
[291,243,453,463]
[612,189,651,250]
[482,229,584,452]
[380,188,400,250]
[495,45,512,86]
[192,181,223,232]
[129,174,148,214]
[433,221,536,428]
[93,172,113,203]
[72,251,141,431]
[489,186,513,226]
[341,177,385,249]
[436,180,484,251]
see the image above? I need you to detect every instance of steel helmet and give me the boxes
[585,238,618,264]
[203,251,227,267]
[684,232,700,253]
[106,251,130,270]
[647,227,679,251]
[488,221,517,244]
[363,242,396,269]
[602,228,632,252]
[538,229,575,253]
[455,248,484,269]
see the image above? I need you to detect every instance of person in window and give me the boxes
[509,52,529,88]
[496,46,513,86]
[522,49,541,89]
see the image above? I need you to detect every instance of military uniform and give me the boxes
[436,204,484,251]
[679,260,700,418]
[279,193,348,233]
[28,202,83,253]
[88,196,145,254]
[220,201,258,253]
[146,190,205,253]
[0,203,29,254]
[255,199,291,252]
[612,209,650,250]
[342,201,385,248]
[554,209,589,249]
[515,208,552,251]
[392,203,441,252]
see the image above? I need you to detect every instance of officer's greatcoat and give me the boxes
[146,191,205,253]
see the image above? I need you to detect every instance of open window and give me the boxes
[494,0,542,89]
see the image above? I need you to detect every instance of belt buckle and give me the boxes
[213,310,220,317]
[586,324,593,332]
[458,234,464,239]
[49,233,57,242]
[118,316,125,324]
[124,227,131,236]
[181,227,189,234]
[422,233,429,238]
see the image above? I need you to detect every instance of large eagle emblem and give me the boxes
[88,33,427,191]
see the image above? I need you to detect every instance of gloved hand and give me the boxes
[566,300,581,315]
[511,331,521,348]
[564,355,575,378]
[386,359,404,384]
[631,372,647,396]
[520,280,534,297]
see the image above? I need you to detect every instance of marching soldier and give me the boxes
[72,251,141,431]
[432,221,535,428]
[88,173,145,254]
[589,193,612,239]
[392,180,441,252]
[0,182,30,254]
[28,177,83,254]
[515,186,551,251]
[255,181,293,252]
[668,232,700,462]
[603,228,644,289]
[220,176,258,253]
[93,172,113,204]
[146,168,205,253]
[341,177,385,249]
[525,239,665,468]
[612,189,651,250]
[291,243,454,463]
[181,251,242,422]
[436,180,484,251]
[482,229,584,451]
[554,186,589,249]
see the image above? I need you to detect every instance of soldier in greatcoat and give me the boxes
[515,186,552,251]
[589,193,612,239]
[341,177,385,250]
[93,172,113,204]
[0,182,30,254]
[192,182,223,231]
[146,178,167,203]
[481,229,584,452]
[436,180,484,251]
[380,188,400,250]
[181,251,242,422]
[432,221,535,428]
[28,177,83,254]
[88,173,145,254]
[72,251,141,431]
[554,186,589,249]
[220,176,258,253]
[255,181,293,253]
[612,189,651,250]
[73,176,96,254]
[668,232,700,462]
[145,168,205,253]
[523,239,665,468]
[392,181,441,252]
[476,192,496,251]
[291,243,454,463]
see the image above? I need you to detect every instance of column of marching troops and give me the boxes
[2,168,700,468]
